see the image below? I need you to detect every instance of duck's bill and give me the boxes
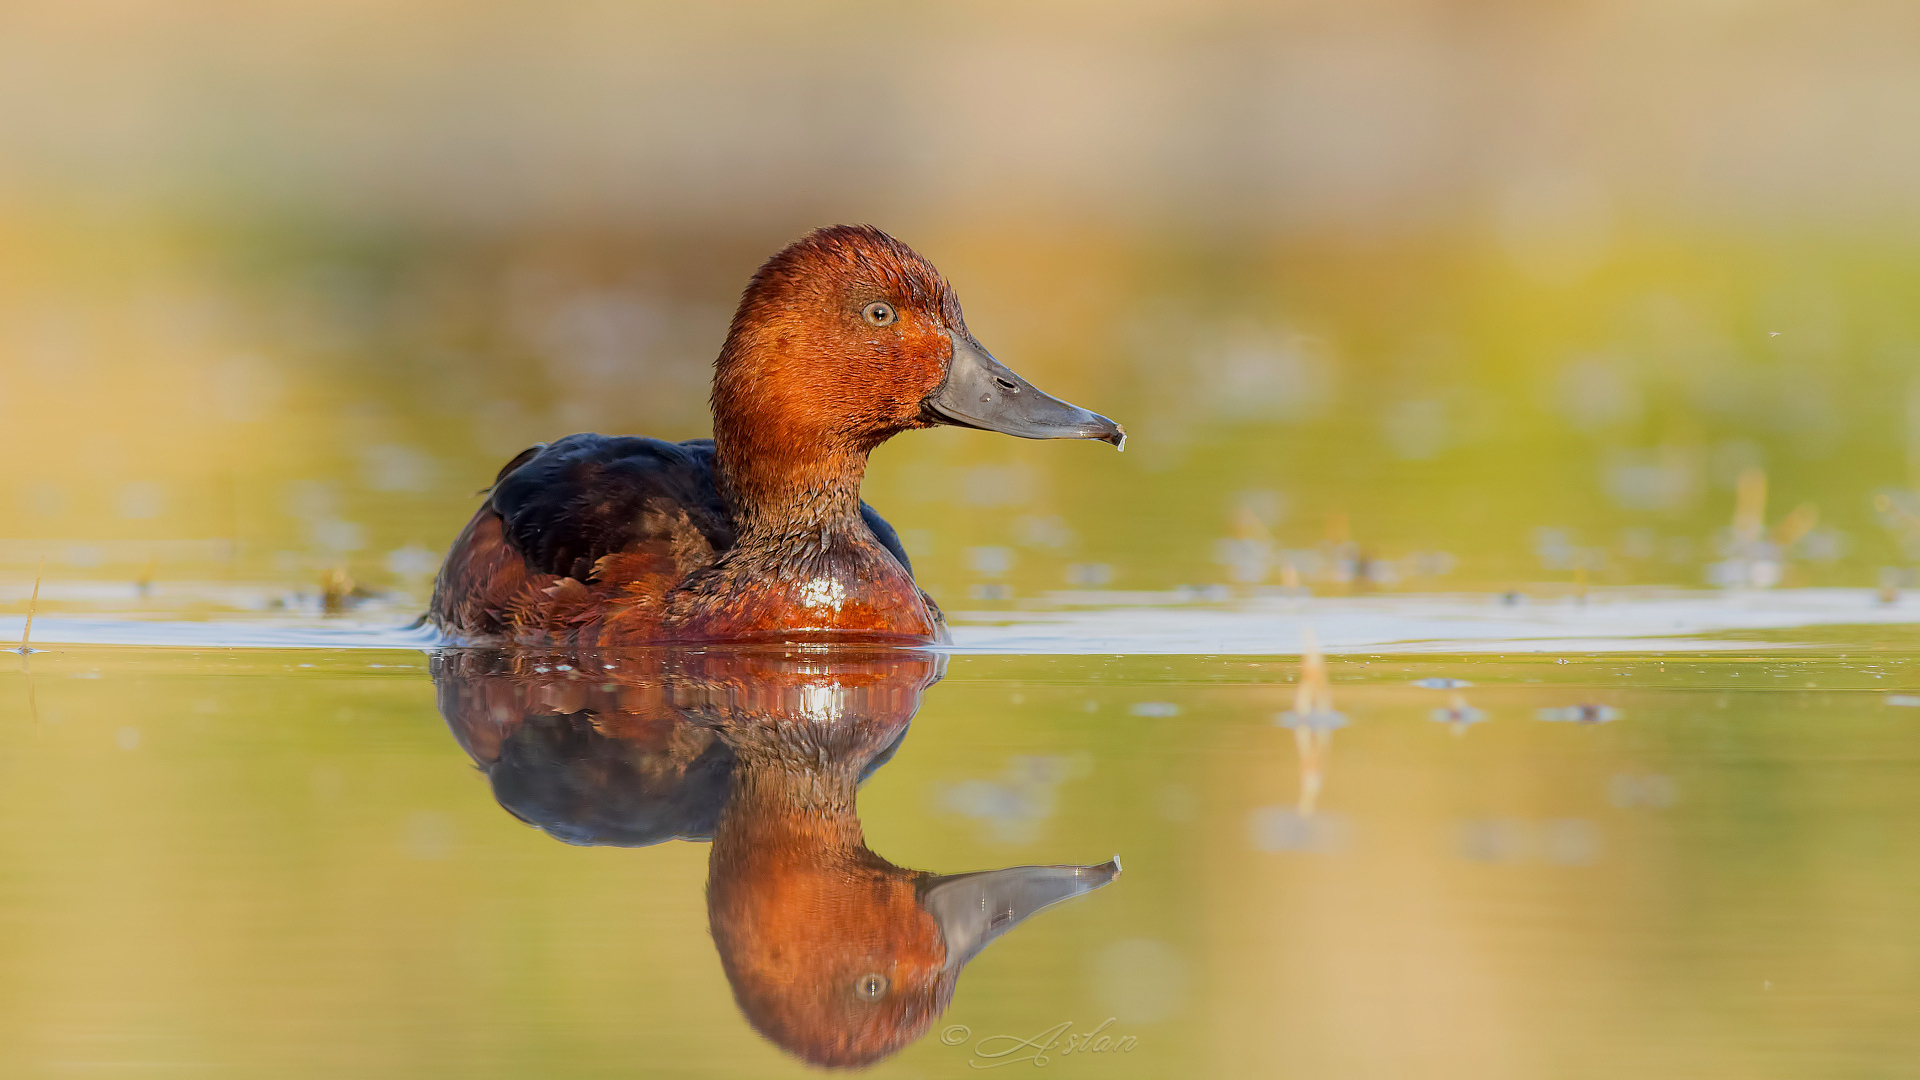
[921,857,1122,972]
[927,331,1126,449]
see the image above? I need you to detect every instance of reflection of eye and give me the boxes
[856,973,890,1000]
[862,302,896,327]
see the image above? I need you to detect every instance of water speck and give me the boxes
[1066,562,1115,586]
[310,766,344,802]
[1412,677,1472,689]
[385,544,439,577]
[403,811,456,861]
[936,755,1091,845]
[1277,709,1347,732]
[1459,818,1601,864]
[964,546,1014,576]
[1430,700,1487,729]
[116,481,166,520]
[1886,695,1920,707]
[1538,704,1618,724]
[1090,939,1188,1023]
[1130,701,1180,718]
[1159,783,1198,822]
[1248,806,1349,853]
[115,727,141,751]
[1608,772,1678,808]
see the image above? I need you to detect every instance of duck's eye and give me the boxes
[855,973,890,1000]
[862,301,897,327]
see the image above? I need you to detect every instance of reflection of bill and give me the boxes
[940,1018,1139,1068]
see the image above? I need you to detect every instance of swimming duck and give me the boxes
[429,225,1124,646]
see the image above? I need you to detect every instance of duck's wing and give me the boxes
[429,435,736,640]
[859,502,912,576]
[491,435,735,581]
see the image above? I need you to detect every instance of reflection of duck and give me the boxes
[433,647,1120,1068]
[428,226,1124,648]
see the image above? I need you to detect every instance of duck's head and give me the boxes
[711,843,1121,1069]
[713,226,1124,488]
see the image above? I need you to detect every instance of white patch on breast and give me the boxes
[795,575,849,613]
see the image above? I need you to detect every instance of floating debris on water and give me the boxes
[1247,805,1350,854]
[1608,772,1678,808]
[1538,703,1619,724]
[1879,567,1904,605]
[937,754,1090,845]
[319,566,380,615]
[1130,701,1181,718]
[1412,677,1472,689]
[1276,709,1349,733]
[1430,693,1488,736]
[1886,695,1920,708]
[1065,562,1115,587]
[1458,817,1602,865]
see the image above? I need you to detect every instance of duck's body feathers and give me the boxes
[430,434,922,645]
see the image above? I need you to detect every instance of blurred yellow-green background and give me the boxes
[9,7,1920,1078]
[6,0,1920,608]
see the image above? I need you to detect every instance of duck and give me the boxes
[428,225,1124,646]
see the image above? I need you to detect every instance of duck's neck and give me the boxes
[715,428,875,549]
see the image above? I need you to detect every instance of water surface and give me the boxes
[5,642,1920,1077]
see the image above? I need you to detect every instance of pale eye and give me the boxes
[862,301,896,327]
[855,973,889,1000]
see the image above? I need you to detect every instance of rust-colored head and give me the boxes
[714,226,958,457]
[711,226,1123,514]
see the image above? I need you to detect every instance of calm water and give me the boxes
[5,640,1920,1078]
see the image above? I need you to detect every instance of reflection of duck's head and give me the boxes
[707,699,1117,1069]
[712,839,1119,1069]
